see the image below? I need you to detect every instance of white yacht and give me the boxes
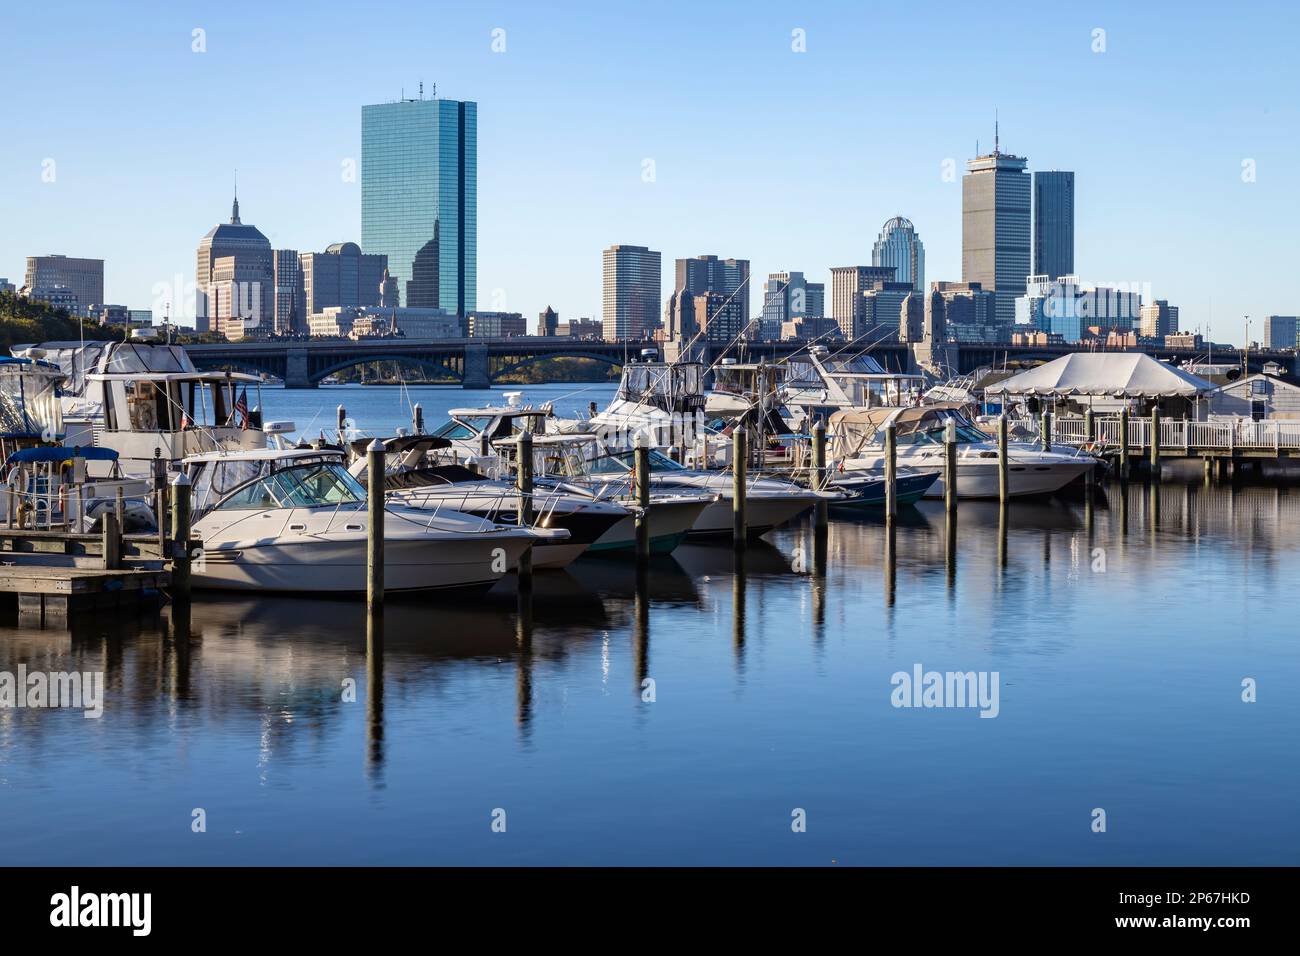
[14,334,266,480]
[344,434,630,570]
[829,405,1096,499]
[184,446,545,593]
[780,345,926,428]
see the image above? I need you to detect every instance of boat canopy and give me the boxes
[13,341,200,398]
[828,404,969,457]
[5,446,119,466]
[0,358,66,440]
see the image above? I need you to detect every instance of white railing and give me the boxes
[1034,416,1300,452]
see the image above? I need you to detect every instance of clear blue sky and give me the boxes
[2,0,1296,343]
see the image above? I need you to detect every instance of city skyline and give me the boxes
[2,1,1296,344]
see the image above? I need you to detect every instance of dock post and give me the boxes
[1041,410,1052,453]
[516,430,534,585]
[1085,407,1095,445]
[1119,407,1130,481]
[101,513,121,571]
[998,414,1010,505]
[884,423,898,522]
[634,433,651,561]
[811,420,827,531]
[153,449,167,552]
[1204,456,1213,485]
[944,418,958,515]
[60,486,69,532]
[412,403,424,435]
[366,439,385,613]
[336,405,348,446]
[1150,407,1161,477]
[732,426,747,547]
[115,485,125,530]
[170,472,191,599]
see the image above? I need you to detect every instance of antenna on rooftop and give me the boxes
[419,80,424,100]
[994,109,1000,155]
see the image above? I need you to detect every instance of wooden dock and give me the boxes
[0,522,172,627]
[1035,416,1300,462]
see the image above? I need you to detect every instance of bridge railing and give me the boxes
[1036,415,1300,453]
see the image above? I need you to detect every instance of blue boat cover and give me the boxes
[5,446,119,465]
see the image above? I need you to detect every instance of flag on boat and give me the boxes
[234,388,249,428]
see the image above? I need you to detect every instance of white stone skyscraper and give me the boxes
[871,217,925,293]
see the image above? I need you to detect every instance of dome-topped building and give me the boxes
[871,216,925,293]
[195,193,274,336]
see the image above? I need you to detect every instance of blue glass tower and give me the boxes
[361,97,477,317]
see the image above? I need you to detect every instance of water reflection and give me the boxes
[2,475,1298,865]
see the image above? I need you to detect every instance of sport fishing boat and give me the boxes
[498,432,714,554]
[344,434,629,570]
[425,393,555,475]
[825,470,940,510]
[829,405,1096,499]
[183,446,548,593]
[780,344,926,428]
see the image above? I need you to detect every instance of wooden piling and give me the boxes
[516,430,534,583]
[811,420,827,531]
[1085,407,1095,445]
[1119,407,1130,480]
[170,472,192,600]
[115,485,125,530]
[1150,407,1161,475]
[998,414,1010,505]
[634,435,651,561]
[367,439,385,613]
[412,403,424,435]
[337,405,348,445]
[732,426,747,547]
[1041,410,1052,453]
[944,418,958,513]
[884,423,898,522]
[100,512,121,571]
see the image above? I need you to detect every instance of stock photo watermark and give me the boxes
[0,667,104,718]
[890,664,1000,718]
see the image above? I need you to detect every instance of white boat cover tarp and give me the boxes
[989,353,1213,398]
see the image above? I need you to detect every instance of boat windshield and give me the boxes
[588,449,684,474]
[895,421,989,446]
[215,462,365,510]
[432,420,477,440]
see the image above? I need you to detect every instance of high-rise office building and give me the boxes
[1016,275,1141,342]
[196,195,274,335]
[871,217,925,292]
[273,249,303,335]
[929,281,1003,342]
[830,265,896,339]
[1138,299,1180,339]
[362,95,476,315]
[24,255,104,317]
[602,244,661,340]
[1033,171,1075,280]
[963,137,1031,326]
[300,242,387,323]
[1264,315,1299,349]
[674,255,750,324]
[761,271,826,336]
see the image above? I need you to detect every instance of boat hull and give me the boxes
[586,497,711,554]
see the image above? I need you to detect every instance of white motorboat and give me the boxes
[184,447,546,593]
[829,405,1096,499]
[780,344,926,429]
[503,432,714,554]
[345,435,629,570]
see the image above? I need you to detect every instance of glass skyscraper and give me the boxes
[871,217,925,292]
[1033,171,1075,281]
[361,97,476,316]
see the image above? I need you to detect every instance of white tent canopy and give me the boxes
[990,353,1214,398]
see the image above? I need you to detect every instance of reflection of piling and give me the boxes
[366,609,385,776]
[944,419,958,514]
[634,435,651,562]
[170,472,191,600]
[367,440,385,613]
[812,525,827,640]
[732,549,746,662]
[884,521,896,608]
[633,561,649,690]
[515,582,533,731]
[732,426,747,547]
[516,430,534,587]
[998,415,1010,505]
[945,510,957,591]
[997,502,1009,574]
[812,420,827,531]
[884,423,898,522]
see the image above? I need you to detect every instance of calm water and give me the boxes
[1,384,1297,865]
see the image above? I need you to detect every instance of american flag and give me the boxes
[234,388,249,428]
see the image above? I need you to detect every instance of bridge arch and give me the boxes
[190,355,287,380]
[309,353,464,385]
[490,350,624,383]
